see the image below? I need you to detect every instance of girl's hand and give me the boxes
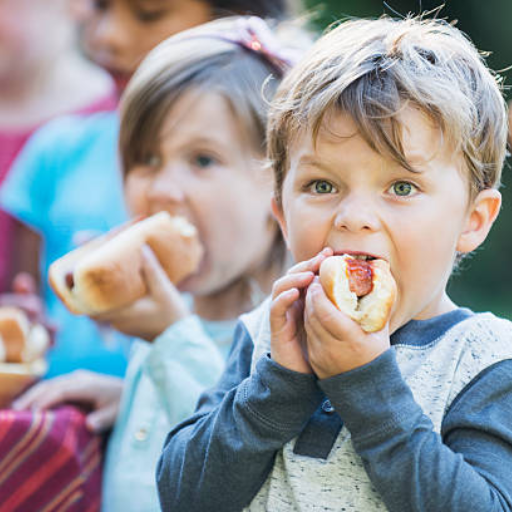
[269,248,333,374]
[12,370,123,433]
[93,245,190,341]
[304,277,391,379]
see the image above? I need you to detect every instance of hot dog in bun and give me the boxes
[319,254,396,333]
[0,307,49,407]
[49,211,203,316]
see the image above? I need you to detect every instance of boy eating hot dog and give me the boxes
[157,15,512,512]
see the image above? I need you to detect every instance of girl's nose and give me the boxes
[333,194,379,233]
[147,170,187,208]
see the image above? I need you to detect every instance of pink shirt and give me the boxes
[0,92,118,290]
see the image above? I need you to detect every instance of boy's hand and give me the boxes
[92,245,190,341]
[270,248,333,374]
[12,370,123,433]
[304,277,390,379]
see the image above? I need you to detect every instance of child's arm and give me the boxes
[143,314,226,424]
[12,370,123,432]
[306,281,512,510]
[157,319,324,511]
[321,352,512,511]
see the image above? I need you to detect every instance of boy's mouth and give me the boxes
[349,254,376,261]
[333,251,379,262]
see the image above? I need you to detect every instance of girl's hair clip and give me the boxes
[183,16,301,75]
[229,16,301,75]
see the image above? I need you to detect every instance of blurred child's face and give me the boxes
[77,0,212,92]
[125,90,277,297]
[273,107,486,331]
[0,0,68,84]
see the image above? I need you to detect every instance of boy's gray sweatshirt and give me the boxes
[157,298,512,511]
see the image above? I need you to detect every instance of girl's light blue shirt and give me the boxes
[101,314,235,512]
[0,112,129,377]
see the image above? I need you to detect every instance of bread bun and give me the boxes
[48,211,203,315]
[0,307,49,408]
[319,255,396,332]
[0,307,50,363]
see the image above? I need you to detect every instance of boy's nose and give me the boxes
[333,194,379,233]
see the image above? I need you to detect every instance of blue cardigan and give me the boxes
[157,302,512,511]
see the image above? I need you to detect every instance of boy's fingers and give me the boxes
[287,248,333,275]
[272,272,314,300]
[305,280,361,339]
[270,288,299,333]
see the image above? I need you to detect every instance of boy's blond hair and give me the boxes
[268,16,508,204]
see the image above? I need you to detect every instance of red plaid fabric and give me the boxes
[0,406,102,512]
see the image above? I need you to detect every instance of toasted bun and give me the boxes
[319,255,396,333]
[0,307,30,362]
[0,307,51,364]
[48,211,204,315]
[0,307,49,407]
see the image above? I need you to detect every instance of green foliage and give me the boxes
[303,0,512,318]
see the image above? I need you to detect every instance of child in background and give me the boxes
[14,16,307,512]
[0,0,115,292]
[156,16,512,512]
[0,0,300,378]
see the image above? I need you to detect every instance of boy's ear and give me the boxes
[456,189,501,254]
[271,197,290,248]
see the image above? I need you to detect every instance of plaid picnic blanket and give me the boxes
[0,406,102,511]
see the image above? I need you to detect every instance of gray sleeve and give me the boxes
[156,321,324,512]
[320,350,512,511]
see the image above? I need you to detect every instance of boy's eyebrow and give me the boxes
[296,155,330,170]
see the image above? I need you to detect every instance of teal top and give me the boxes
[101,314,235,512]
[0,112,129,377]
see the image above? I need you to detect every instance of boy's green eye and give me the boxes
[194,154,216,169]
[313,180,334,194]
[392,181,415,196]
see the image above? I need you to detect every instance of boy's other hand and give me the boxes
[92,245,190,341]
[304,277,390,379]
[12,370,123,433]
[270,248,333,374]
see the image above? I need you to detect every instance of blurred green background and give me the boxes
[304,0,512,319]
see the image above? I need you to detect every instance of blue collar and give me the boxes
[391,308,473,347]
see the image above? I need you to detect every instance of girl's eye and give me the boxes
[193,154,217,169]
[391,181,417,197]
[143,153,161,167]
[311,180,335,194]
